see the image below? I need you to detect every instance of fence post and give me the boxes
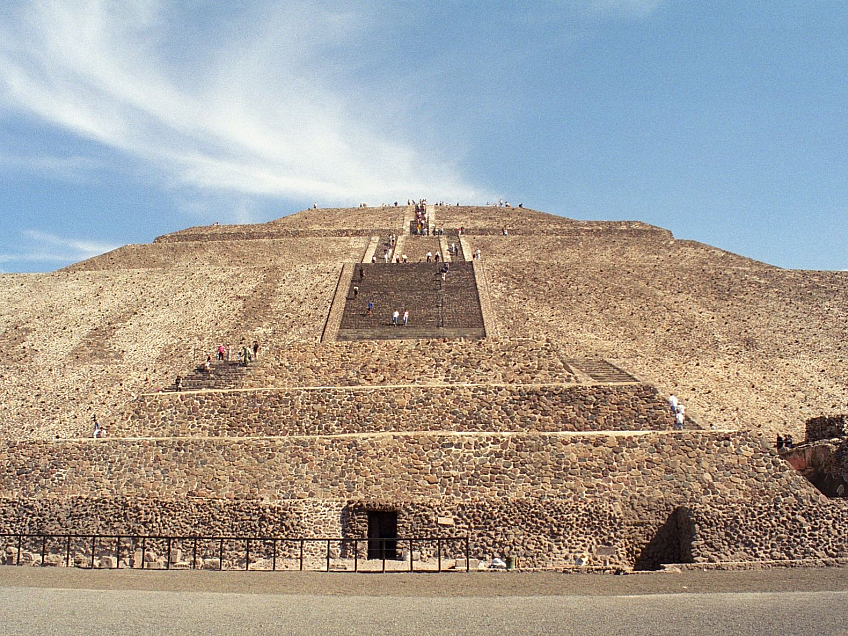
[141,537,147,570]
[90,536,96,569]
[409,538,413,573]
[382,539,386,573]
[166,537,171,570]
[354,539,358,573]
[16,535,21,566]
[245,539,250,571]
[326,539,330,572]
[218,538,224,571]
[437,538,442,573]
[192,538,198,570]
[65,536,71,568]
[40,535,46,567]
[465,537,470,572]
[116,536,121,569]
[272,539,277,572]
[299,539,304,571]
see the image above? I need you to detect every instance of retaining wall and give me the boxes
[806,414,848,442]
[113,383,675,438]
[250,339,578,388]
[0,432,802,503]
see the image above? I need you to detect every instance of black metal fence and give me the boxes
[0,534,470,573]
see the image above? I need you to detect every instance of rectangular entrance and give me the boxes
[367,511,398,560]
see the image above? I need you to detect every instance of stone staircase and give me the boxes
[163,359,255,392]
[444,231,464,261]
[565,360,639,383]
[337,262,485,341]
[400,235,444,262]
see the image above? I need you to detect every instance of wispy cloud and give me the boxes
[0,152,105,182]
[0,230,120,269]
[589,0,665,17]
[0,0,485,204]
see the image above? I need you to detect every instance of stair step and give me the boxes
[336,327,486,341]
[339,262,484,341]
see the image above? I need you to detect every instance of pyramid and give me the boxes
[0,204,846,570]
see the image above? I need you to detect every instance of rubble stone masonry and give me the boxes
[112,383,676,438]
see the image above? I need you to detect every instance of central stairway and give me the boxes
[336,262,485,341]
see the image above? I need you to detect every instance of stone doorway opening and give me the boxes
[633,507,695,570]
[367,510,398,560]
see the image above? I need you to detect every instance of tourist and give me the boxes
[203,354,212,372]
[175,376,183,392]
[668,394,678,415]
[675,404,686,430]
[217,344,226,361]
[366,301,374,316]
[784,434,794,449]
[434,252,440,263]
[426,251,432,262]
[776,434,784,450]
[403,310,409,326]
[371,255,377,263]
[353,285,359,298]
[392,310,399,326]
[92,415,102,438]
[253,340,260,360]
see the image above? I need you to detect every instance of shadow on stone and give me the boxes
[633,507,695,571]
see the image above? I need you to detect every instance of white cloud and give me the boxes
[0,152,105,182]
[0,230,120,268]
[0,0,487,204]
[22,230,119,258]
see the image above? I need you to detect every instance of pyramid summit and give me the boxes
[0,203,846,570]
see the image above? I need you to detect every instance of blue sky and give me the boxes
[0,1,846,272]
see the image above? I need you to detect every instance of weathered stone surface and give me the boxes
[112,383,676,438]
[806,414,848,443]
[0,432,816,503]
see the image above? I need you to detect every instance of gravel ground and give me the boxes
[1,564,846,597]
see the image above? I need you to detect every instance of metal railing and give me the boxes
[0,534,470,573]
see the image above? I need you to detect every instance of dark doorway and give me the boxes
[367,511,398,560]
[633,507,695,570]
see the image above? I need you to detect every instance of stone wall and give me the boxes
[688,497,848,564]
[806,414,848,442]
[153,229,397,244]
[252,339,577,388]
[0,495,665,568]
[67,237,369,271]
[0,432,800,502]
[112,383,675,438]
[1,477,844,569]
